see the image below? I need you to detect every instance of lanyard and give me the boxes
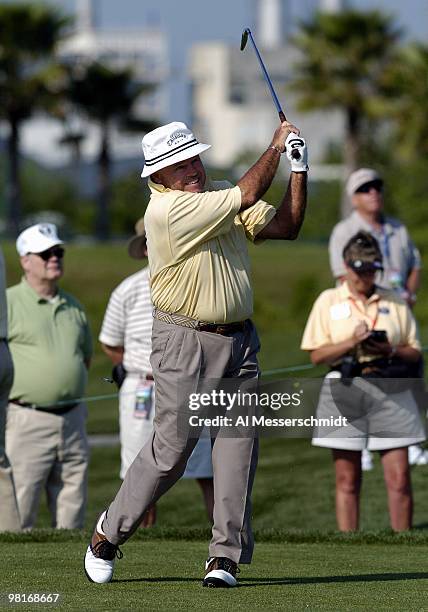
[348,296,379,330]
[380,226,391,263]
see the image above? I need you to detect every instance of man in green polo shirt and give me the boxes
[0,246,20,531]
[6,223,92,529]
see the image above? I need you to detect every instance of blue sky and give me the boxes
[35,0,428,121]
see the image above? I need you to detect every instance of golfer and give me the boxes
[85,120,308,587]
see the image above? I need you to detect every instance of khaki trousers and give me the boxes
[0,341,20,532]
[104,318,260,564]
[6,402,89,529]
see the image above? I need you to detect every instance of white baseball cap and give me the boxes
[141,121,211,178]
[16,223,64,256]
[346,168,383,197]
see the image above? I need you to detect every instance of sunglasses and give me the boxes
[355,180,383,194]
[348,259,383,274]
[35,247,65,261]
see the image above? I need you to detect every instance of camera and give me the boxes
[367,330,388,343]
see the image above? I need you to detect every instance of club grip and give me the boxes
[278,111,301,159]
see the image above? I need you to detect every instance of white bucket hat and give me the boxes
[16,223,64,256]
[141,121,211,178]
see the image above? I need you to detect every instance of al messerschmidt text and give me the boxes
[189,415,348,428]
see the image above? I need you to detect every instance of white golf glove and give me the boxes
[285,133,308,172]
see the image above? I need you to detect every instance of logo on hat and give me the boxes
[38,224,55,237]
[167,132,187,147]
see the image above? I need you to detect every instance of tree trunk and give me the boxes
[5,118,22,236]
[95,122,111,240]
[341,107,360,219]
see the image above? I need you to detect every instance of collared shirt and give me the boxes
[144,178,276,323]
[0,248,7,339]
[329,210,421,289]
[301,281,420,363]
[7,278,92,406]
[99,267,152,374]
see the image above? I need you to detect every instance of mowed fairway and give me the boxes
[2,241,428,610]
[1,539,428,610]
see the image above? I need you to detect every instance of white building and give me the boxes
[21,0,168,168]
[189,0,345,177]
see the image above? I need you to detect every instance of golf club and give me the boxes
[240,28,300,159]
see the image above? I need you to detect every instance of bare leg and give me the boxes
[332,449,362,531]
[196,478,214,523]
[140,503,157,528]
[380,447,412,531]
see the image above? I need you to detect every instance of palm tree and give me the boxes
[0,4,69,234]
[383,43,428,160]
[64,62,156,240]
[291,10,401,216]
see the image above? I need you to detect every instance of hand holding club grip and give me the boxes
[285,133,308,172]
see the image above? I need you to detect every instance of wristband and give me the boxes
[269,145,283,155]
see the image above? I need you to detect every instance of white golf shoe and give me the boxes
[203,557,239,588]
[408,445,428,466]
[84,512,123,583]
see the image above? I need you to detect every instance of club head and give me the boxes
[240,28,250,51]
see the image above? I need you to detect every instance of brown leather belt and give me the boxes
[10,399,79,415]
[153,307,248,335]
[197,321,247,335]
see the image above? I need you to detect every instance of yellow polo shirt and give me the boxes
[144,178,276,323]
[301,281,420,362]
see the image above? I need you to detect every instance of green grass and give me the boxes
[27,441,428,534]
[2,241,428,609]
[1,540,427,610]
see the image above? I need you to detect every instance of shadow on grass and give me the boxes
[239,572,428,588]
[113,577,199,584]
[413,522,428,530]
[113,572,428,587]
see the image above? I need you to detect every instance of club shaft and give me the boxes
[247,30,285,119]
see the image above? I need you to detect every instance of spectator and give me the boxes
[99,218,214,525]
[302,231,425,531]
[329,168,421,303]
[6,224,92,529]
[0,246,20,531]
[329,168,425,469]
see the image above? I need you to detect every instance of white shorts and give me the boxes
[119,374,155,479]
[182,435,213,479]
[312,373,426,452]
[119,374,213,479]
